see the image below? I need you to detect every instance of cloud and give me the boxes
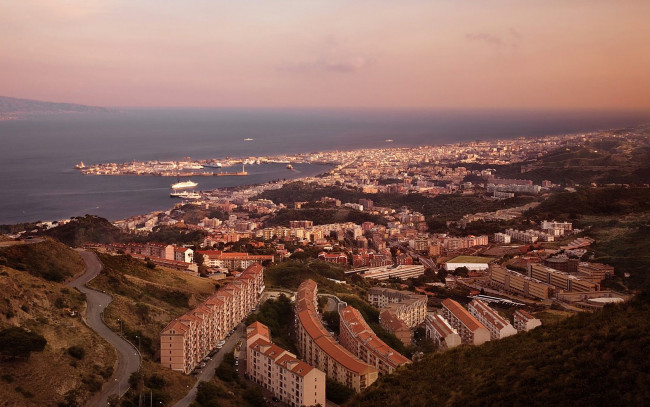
[466,29,523,49]
[466,32,503,46]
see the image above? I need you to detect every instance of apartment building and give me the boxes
[160,264,264,374]
[489,265,553,300]
[366,287,427,345]
[174,247,194,263]
[528,263,599,293]
[513,310,542,332]
[107,242,175,260]
[359,264,425,280]
[576,262,614,283]
[338,305,410,375]
[440,299,490,345]
[246,322,326,407]
[493,232,511,244]
[467,299,517,340]
[294,280,378,392]
[378,310,412,345]
[197,250,274,271]
[425,314,461,349]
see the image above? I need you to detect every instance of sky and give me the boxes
[1,0,650,110]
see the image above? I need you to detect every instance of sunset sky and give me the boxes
[2,0,649,109]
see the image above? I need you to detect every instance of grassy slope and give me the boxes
[87,253,218,404]
[0,265,115,406]
[346,293,650,407]
[0,238,85,282]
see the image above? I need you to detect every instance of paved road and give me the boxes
[68,250,141,407]
[173,323,245,407]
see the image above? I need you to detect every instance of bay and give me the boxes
[1,108,648,224]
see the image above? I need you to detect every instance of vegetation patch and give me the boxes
[347,293,650,407]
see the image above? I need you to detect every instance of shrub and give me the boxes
[67,345,85,360]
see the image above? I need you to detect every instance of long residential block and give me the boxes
[425,314,461,349]
[160,264,264,374]
[440,298,490,345]
[294,280,378,392]
[367,287,427,345]
[338,304,410,375]
[467,298,517,340]
[246,322,326,407]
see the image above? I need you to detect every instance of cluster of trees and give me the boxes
[0,326,46,360]
[265,207,387,228]
[259,181,533,222]
[245,294,296,353]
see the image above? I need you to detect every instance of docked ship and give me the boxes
[171,180,198,189]
[204,161,223,168]
[170,190,201,199]
[74,161,85,169]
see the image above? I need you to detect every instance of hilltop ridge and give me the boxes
[0,95,110,119]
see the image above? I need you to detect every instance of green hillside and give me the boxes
[346,293,650,407]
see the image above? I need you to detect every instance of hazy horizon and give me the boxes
[2,1,649,110]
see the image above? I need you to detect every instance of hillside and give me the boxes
[0,250,115,406]
[0,95,109,119]
[87,253,218,404]
[346,293,650,407]
[0,238,85,283]
[41,215,128,247]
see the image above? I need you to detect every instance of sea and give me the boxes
[1,108,649,225]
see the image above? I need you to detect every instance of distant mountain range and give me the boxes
[0,95,110,119]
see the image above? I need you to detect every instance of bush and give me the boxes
[0,326,47,360]
[67,345,85,360]
[326,378,355,404]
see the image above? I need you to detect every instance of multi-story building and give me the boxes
[359,264,425,280]
[543,257,579,274]
[576,262,615,283]
[378,310,412,345]
[367,287,427,345]
[318,252,348,265]
[197,250,274,271]
[528,263,599,293]
[541,220,572,233]
[338,305,410,375]
[246,322,326,407]
[294,280,378,392]
[174,247,194,263]
[160,264,264,374]
[489,265,553,300]
[493,232,511,244]
[425,314,461,349]
[467,299,517,340]
[107,242,175,260]
[513,310,542,332]
[440,299,490,345]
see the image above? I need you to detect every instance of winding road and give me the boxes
[68,250,141,407]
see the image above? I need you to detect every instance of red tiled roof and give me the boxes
[442,298,486,332]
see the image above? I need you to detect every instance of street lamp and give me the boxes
[135,335,141,354]
[117,318,123,336]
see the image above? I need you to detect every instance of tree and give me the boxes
[194,251,205,267]
[0,327,47,360]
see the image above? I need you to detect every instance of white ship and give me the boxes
[74,161,85,169]
[171,180,198,189]
[244,138,254,141]
[170,190,201,199]
[204,161,223,168]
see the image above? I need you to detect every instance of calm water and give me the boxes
[1,108,649,224]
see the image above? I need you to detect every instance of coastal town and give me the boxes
[8,126,646,406]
